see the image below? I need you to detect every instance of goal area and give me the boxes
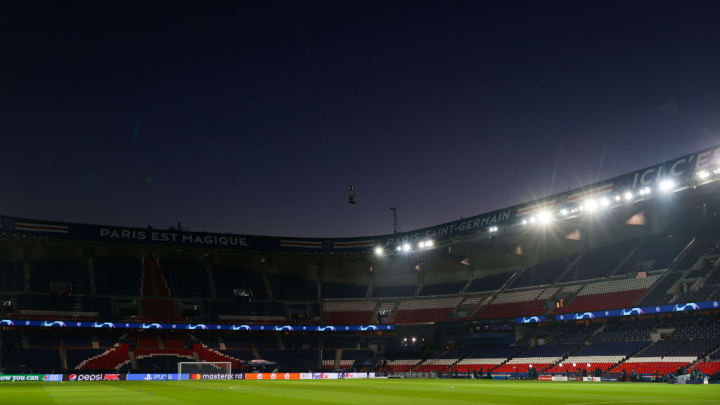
[178,361,232,379]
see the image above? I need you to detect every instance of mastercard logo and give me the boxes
[191,374,202,380]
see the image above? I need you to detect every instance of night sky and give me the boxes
[1,1,719,237]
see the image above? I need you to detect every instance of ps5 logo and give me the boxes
[141,323,162,329]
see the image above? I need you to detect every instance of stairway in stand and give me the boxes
[139,257,179,321]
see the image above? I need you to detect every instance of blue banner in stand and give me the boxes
[0,319,394,332]
[555,300,720,321]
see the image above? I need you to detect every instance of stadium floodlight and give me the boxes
[639,186,651,196]
[374,247,384,256]
[488,226,498,233]
[615,195,622,202]
[600,197,610,208]
[696,170,710,180]
[396,246,402,252]
[425,239,434,247]
[537,210,553,224]
[559,208,568,216]
[411,337,417,343]
[583,199,598,213]
[418,241,425,248]
[521,219,528,225]
[658,179,675,193]
[623,191,633,201]
[402,243,411,252]
[714,168,720,175]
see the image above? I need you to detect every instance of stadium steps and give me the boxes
[704,345,720,362]
[251,344,261,360]
[206,265,218,300]
[552,253,586,287]
[450,297,467,320]
[413,283,422,298]
[633,269,673,306]
[459,278,473,295]
[607,237,648,277]
[59,346,68,370]
[370,301,383,323]
[261,272,274,298]
[129,350,138,370]
[388,302,401,323]
[468,267,525,319]
[666,236,699,273]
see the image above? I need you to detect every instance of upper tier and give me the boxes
[2,144,720,254]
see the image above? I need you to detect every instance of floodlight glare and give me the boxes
[537,210,553,225]
[521,219,528,226]
[615,195,622,202]
[714,168,720,175]
[426,239,434,247]
[623,191,633,201]
[396,246,402,252]
[583,199,598,212]
[374,247,384,256]
[600,197,610,208]
[697,170,710,180]
[418,241,425,248]
[658,179,675,193]
[402,243,411,252]
[559,208,568,216]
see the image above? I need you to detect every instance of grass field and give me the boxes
[1,379,719,405]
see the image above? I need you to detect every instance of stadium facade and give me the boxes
[1,144,720,381]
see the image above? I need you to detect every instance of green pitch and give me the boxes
[1,379,719,405]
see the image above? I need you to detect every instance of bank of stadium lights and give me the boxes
[389,240,434,255]
[418,239,434,249]
[374,247,384,257]
[488,226,498,233]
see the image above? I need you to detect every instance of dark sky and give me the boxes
[1,1,719,237]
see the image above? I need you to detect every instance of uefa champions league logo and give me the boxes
[41,321,66,327]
